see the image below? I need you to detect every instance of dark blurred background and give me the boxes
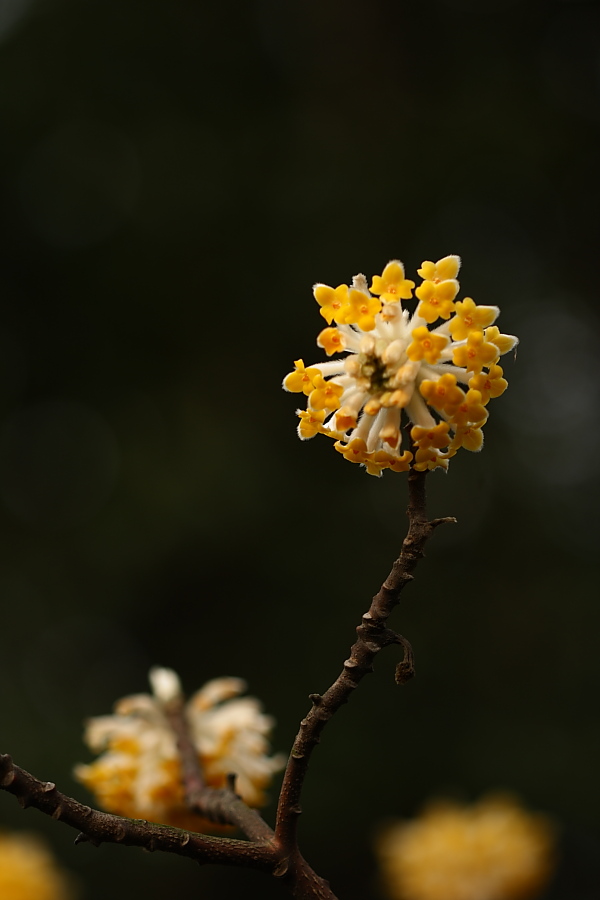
[0,0,599,898]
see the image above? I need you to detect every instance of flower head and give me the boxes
[0,831,75,900]
[283,256,517,475]
[75,667,285,831]
[376,795,556,900]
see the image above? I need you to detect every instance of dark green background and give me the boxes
[1,0,599,898]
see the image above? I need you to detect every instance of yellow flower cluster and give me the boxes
[75,668,285,832]
[0,831,75,900]
[376,795,555,900]
[283,257,517,475]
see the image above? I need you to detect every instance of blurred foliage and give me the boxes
[0,1,599,898]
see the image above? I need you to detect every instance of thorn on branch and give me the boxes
[74,832,100,847]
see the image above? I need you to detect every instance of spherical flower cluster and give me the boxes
[283,257,518,475]
[0,831,75,900]
[376,795,556,900]
[75,667,285,831]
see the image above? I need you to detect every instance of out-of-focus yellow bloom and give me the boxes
[376,795,556,900]
[283,255,517,476]
[75,668,285,832]
[0,831,75,900]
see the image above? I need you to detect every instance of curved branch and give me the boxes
[275,468,455,856]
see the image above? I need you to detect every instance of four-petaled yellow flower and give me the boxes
[342,288,382,331]
[407,327,449,364]
[370,260,415,302]
[313,283,349,325]
[450,297,499,341]
[284,255,517,475]
[283,359,321,395]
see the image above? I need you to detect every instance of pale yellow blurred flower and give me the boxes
[75,667,285,832]
[0,831,75,900]
[376,794,556,900]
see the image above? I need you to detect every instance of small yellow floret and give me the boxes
[342,288,382,331]
[308,375,344,411]
[407,326,449,364]
[449,389,489,428]
[413,446,450,472]
[283,359,321,395]
[469,364,508,404]
[411,422,451,450]
[415,279,459,323]
[452,331,499,374]
[297,408,327,439]
[317,327,346,355]
[370,260,415,302]
[449,297,499,341]
[335,407,358,432]
[334,438,369,463]
[449,424,485,452]
[484,325,519,355]
[417,255,461,282]
[313,283,350,325]
[419,373,465,415]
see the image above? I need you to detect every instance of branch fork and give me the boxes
[1,469,454,900]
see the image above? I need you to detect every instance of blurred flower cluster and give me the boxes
[376,794,555,900]
[284,257,517,475]
[0,830,75,900]
[75,667,285,831]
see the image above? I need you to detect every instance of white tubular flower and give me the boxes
[75,669,285,831]
[283,256,518,475]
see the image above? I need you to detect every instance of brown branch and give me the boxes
[275,468,455,857]
[0,753,339,898]
[0,467,452,900]
[0,754,274,871]
[163,695,274,842]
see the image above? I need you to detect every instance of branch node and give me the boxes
[308,693,322,705]
[43,781,56,793]
[51,804,64,820]
[179,833,191,847]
